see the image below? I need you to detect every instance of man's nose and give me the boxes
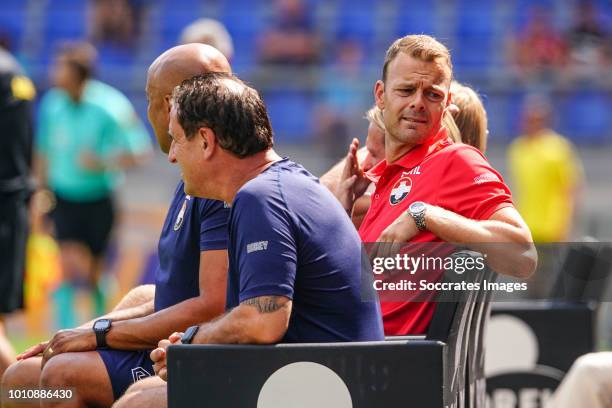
[409,90,425,111]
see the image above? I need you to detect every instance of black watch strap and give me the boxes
[95,330,107,348]
[93,319,112,349]
[181,325,200,344]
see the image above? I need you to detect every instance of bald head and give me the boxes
[146,43,231,153]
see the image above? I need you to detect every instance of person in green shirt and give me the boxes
[35,42,152,329]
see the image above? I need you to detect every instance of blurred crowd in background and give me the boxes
[1,0,610,147]
[0,0,611,350]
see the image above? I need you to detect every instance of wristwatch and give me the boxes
[181,325,200,344]
[93,319,112,349]
[408,201,427,231]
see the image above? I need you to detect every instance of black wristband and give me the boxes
[181,325,200,344]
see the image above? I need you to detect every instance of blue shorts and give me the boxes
[98,349,154,401]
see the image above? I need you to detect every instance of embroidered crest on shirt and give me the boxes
[173,195,191,231]
[389,177,412,205]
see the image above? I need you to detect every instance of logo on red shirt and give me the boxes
[473,172,500,185]
[389,176,412,205]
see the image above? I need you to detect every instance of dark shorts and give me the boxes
[51,194,115,256]
[0,199,27,313]
[98,349,154,401]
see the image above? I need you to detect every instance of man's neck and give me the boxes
[219,149,283,203]
[526,128,548,139]
[385,138,416,164]
[67,81,86,103]
[385,127,447,164]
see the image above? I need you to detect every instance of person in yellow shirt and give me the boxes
[508,96,583,242]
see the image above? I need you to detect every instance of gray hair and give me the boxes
[180,18,234,61]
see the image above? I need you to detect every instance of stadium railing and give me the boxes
[167,251,491,408]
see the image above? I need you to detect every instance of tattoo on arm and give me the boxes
[242,296,288,314]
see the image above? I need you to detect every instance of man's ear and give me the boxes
[164,94,172,113]
[374,80,385,111]
[199,127,216,159]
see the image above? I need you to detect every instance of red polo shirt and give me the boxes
[359,129,514,335]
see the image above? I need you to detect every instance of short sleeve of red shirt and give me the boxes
[437,145,514,221]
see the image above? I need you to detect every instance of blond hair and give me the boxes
[443,113,462,143]
[449,81,488,152]
[382,34,452,82]
[365,105,385,131]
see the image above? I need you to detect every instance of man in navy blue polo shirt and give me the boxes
[135,73,383,405]
[1,44,232,408]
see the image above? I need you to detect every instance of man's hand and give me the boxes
[378,210,419,243]
[16,341,49,360]
[371,210,420,262]
[151,332,183,382]
[335,139,370,212]
[40,328,97,368]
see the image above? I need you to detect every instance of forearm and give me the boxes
[78,300,155,330]
[117,150,152,168]
[33,153,48,188]
[425,206,536,278]
[319,159,346,193]
[426,206,524,244]
[193,301,289,345]
[106,296,224,349]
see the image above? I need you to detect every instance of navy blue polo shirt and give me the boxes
[226,158,384,342]
[154,180,229,311]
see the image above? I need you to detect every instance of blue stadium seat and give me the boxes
[161,10,204,34]
[513,0,556,29]
[505,90,528,140]
[482,92,518,143]
[157,0,206,45]
[334,0,377,46]
[0,4,27,47]
[218,1,265,72]
[44,9,87,39]
[452,36,493,70]
[96,44,136,66]
[558,90,611,143]
[482,90,526,142]
[47,0,87,9]
[391,1,436,36]
[453,5,495,70]
[1,0,27,5]
[263,90,315,142]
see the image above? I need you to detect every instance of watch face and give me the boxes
[182,326,198,344]
[410,201,426,213]
[94,320,110,331]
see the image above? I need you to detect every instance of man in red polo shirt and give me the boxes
[346,35,537,335]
